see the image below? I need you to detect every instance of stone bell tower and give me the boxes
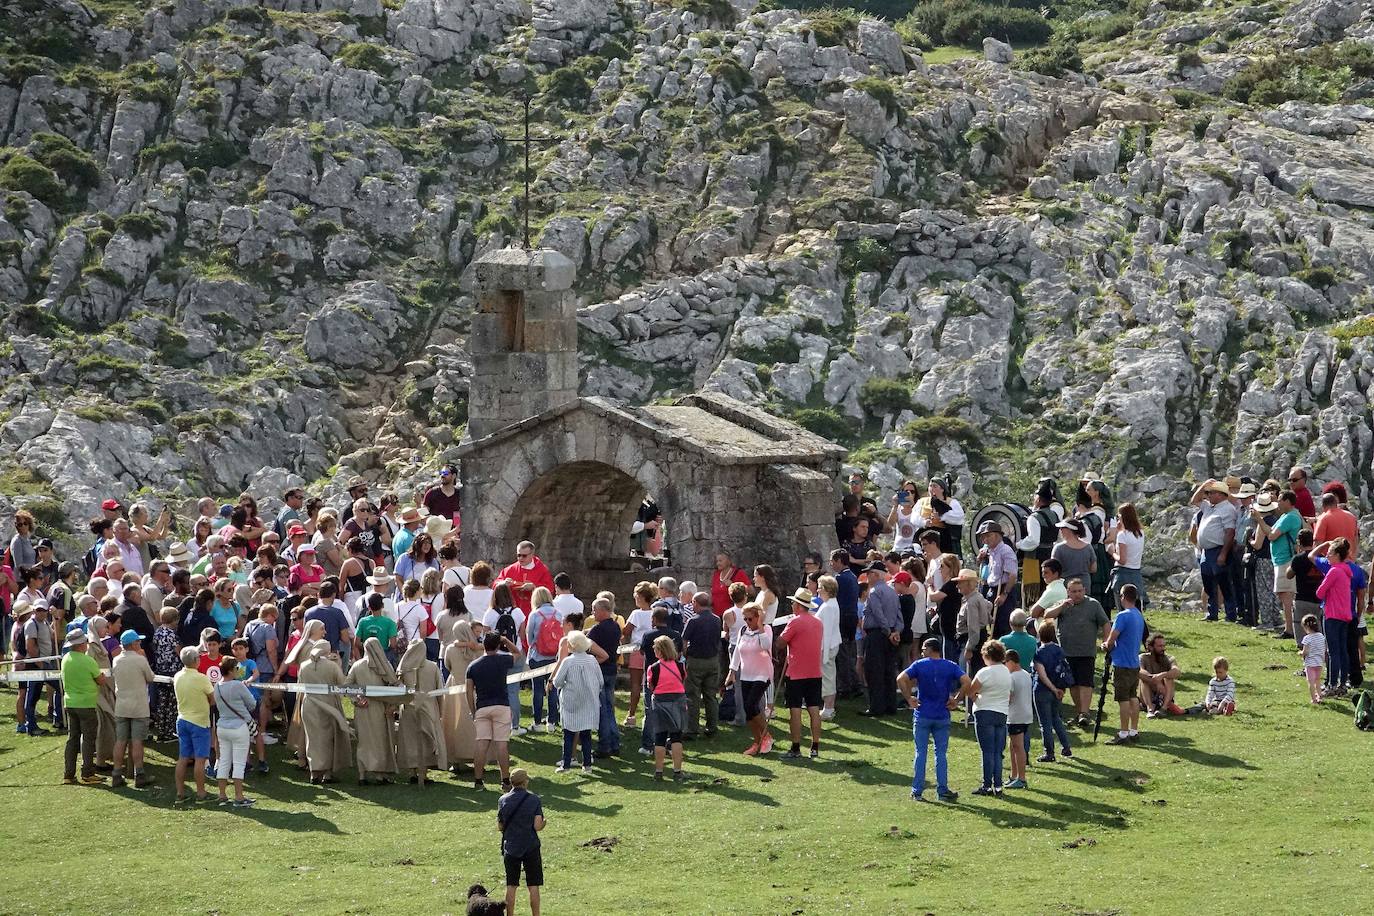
[466,248,579,440]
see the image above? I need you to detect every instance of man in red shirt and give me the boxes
[777,588,824,760]
[498,541,555,615]
[1287,466,1316,520]
[710,552,751,615]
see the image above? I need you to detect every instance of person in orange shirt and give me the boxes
[1313,492,1359,559]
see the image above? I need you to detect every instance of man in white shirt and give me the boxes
[551,573,583,622]
[111,518,144,577]
[1189,479,1239,622]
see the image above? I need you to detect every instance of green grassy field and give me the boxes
[1,611,1369,915]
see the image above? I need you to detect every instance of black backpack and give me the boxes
[81,541,101,577]
[495,609,519,647]
[1033,508,1058,561]
[655,598,685,635]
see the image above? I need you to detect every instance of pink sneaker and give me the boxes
[759,734,774,754]
[743,742,760,756]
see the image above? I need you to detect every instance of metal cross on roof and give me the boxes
[494,96,560,249]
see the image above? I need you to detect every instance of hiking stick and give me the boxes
[1092,655,1113,743]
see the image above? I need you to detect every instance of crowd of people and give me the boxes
[1,463,1368,912]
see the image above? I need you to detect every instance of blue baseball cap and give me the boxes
[119,630,142,647]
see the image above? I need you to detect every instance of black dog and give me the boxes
[466,883,504,916]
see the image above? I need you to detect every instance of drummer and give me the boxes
[976,521,1020,639]
[1015,481,1066,610]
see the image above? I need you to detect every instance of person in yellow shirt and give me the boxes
[173,646,215,804]
[59,630,107,786]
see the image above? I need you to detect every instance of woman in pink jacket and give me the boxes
[1314,538,1354,694]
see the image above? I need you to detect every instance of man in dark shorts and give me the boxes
[1042,578,1109,727]
[497,767,545,916]
[777,589,824,760]
[1102,588,1146,745]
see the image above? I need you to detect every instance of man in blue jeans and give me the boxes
[1190,479,1239,621]
[896,637,970,802]
[587,598,621,757]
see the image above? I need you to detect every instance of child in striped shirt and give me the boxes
[1298,614,1326,705]
[1203,657,1236,715]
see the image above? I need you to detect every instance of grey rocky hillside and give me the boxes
[1,0,1372,580]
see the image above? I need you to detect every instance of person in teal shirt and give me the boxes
[1252,491,1304,636]
[999,610,1039,760]
[355,594,399,664]
[59,630,107,784]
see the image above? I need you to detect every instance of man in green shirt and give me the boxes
[59,630,107,785]
[355,594,398,663]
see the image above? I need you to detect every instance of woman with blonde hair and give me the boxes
[551,629,602,773]
[647,634,688,782]
[396,639,446,786]
[312,512,344,578]
[419,568,444,663]
[724,603,774,756]
[465,561,496,617]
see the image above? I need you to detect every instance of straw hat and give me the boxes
[425,515,453,540]
[955,568,980,584]
[164,541,193,566]
[367,571,394,587]
[787,588,815,607]
[399,506,426,524]
[1253,492,1279,513]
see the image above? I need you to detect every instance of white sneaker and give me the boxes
[511,727,529,737]
[554,763,569,773]
[262,734,279,745]
[819,708,835,721]
[637,746,652,756]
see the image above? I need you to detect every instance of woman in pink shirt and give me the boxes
[288,545,324,598]
[725,604,774,756]
[1315,538,1355,691]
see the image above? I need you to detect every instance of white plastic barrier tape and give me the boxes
[2,669,173,686]
[0,654,63,666]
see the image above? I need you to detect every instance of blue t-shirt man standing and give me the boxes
[897,637,970,801]
[1104,594,1146,745]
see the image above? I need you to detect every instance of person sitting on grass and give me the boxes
[1138,631,1184,718]
[647,634,689,782]
[497,767,545,916]
[1203,657,1237,715]
[1003,649,1034,790]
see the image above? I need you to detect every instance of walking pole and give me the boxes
[1092,655,1113,743]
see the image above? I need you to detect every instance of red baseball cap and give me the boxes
[287,524,307,536]
[101,498,121,511]
[893,571,914,586]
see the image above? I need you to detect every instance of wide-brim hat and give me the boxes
[63,629,89,649]
[955,568,980,584]
[164,541,193,566]
[1203,480,1231,496]
[1236,483,1258,499]
[1254,493,1279,513]
[425,515,453,540]
[788,588,815,607]
[976,520,1003,536]
[367,572,394,587]
[399,507,426,524]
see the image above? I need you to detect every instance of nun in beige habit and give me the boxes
[345,637,403,785]
[86,616,118,768]
[298,642,351,784]
[282,619,326,770]
[396,639,446,785]
[440,618,481,771]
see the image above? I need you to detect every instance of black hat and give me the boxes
[865,561,887,574]
[36,538,54,550]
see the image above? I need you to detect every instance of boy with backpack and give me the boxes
[1031,620,1074,762]
[525,587,564,733]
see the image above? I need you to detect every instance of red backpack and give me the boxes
[534,607,563,657]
